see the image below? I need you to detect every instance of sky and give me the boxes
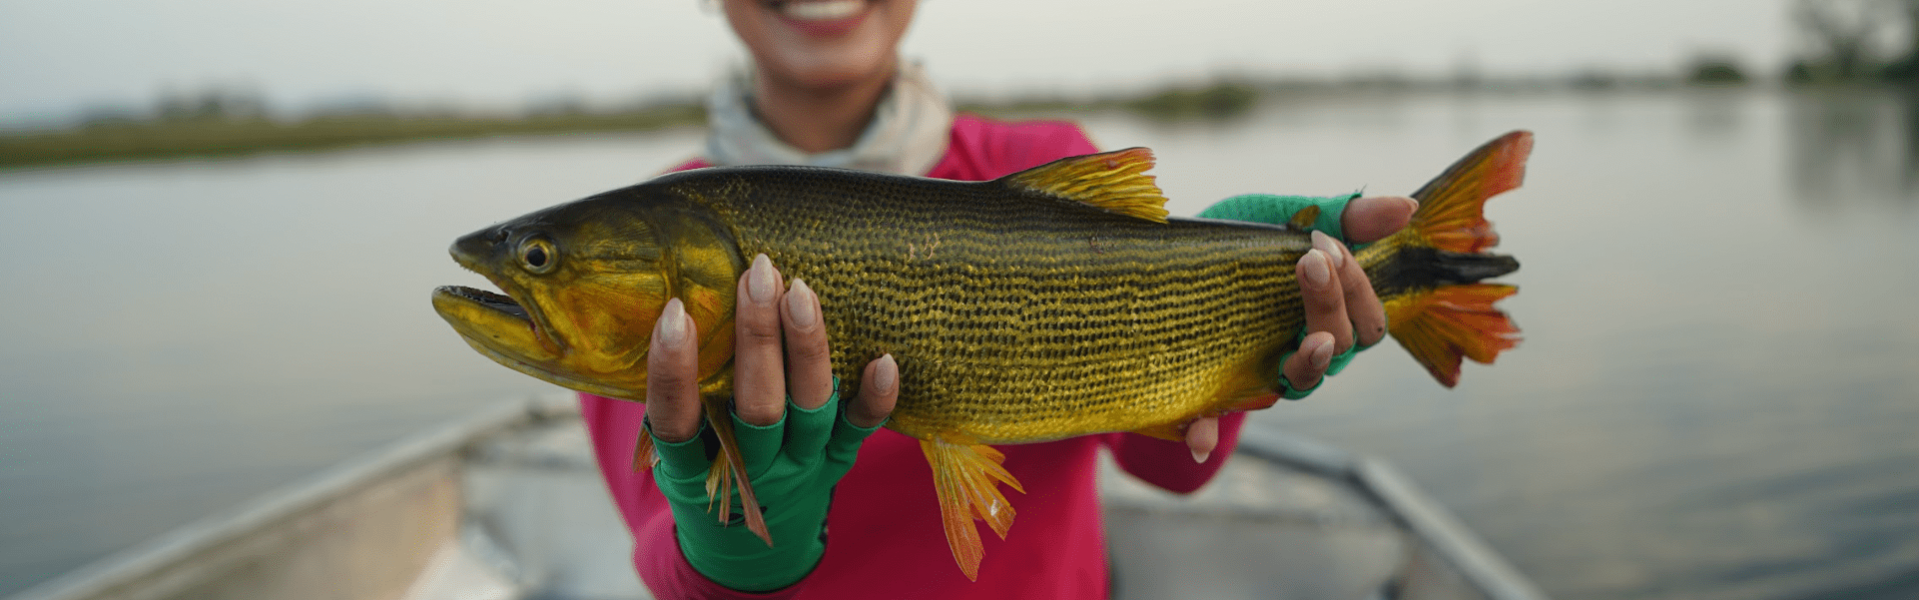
[0,0,1809,126]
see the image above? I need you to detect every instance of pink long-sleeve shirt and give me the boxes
[580,114,1248,599]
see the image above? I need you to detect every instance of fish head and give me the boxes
[432,189,744,401]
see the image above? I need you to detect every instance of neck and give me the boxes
[752,67,894,154]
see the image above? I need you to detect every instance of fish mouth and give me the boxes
[433,284,642,400]
[431,280,562,362]
[435,285,529,322]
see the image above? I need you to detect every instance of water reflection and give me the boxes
[1682,89,1745,142]
[1786,88,1919,212]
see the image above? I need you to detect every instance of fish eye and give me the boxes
[519,238,556,273]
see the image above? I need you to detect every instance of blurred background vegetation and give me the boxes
[2,0,1916,171]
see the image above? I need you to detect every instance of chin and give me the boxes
[766,50,898,90]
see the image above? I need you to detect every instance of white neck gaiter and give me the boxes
[703,63,954,176]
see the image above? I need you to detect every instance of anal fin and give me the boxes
[921,438,1024,581]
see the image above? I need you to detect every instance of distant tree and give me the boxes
[157,87,265,121]
[1791,0,1919,83]
[1794,0,1883,80]
[1687,54,1750,85]
[1885,0,1919,81]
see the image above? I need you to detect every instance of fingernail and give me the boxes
[1192,449,1211,463]
[874,354,898,393]
[747,254,776,304]
[1400,196,1420,211]
[786,278,818,331]
[1311,340,1335,371]
[1312,231,1344,269]
[657,298,688,347]
[1301,250,1330,287]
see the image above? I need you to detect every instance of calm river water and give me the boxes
[2,88,1916,600]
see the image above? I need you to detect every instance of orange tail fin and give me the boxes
[1383,131,1531,387]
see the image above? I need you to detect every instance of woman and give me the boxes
[579,1,1416,597]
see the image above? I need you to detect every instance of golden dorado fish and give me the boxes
[432,131,1532,580]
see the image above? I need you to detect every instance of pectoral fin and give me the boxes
[921,438,1024,581]
[630,433,657,471]
[701,395,772,546]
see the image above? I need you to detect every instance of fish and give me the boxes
[432,130,1532,580]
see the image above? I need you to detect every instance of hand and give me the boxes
[1185,195,1417,462]
[646,253,896,443]
[644,254,898,591]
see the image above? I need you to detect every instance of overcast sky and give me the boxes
[0,0,1808,124]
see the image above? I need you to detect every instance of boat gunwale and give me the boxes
[6,396,567,600]
[1236,425,1550,600]
[12,398,1548,600]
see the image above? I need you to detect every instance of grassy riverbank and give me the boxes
[0,81,1277,171]
[0,105,708,170]
[2,76,1765,171]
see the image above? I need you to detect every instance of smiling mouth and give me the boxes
[770,0,867,22]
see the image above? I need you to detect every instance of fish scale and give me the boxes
[696,173,1313,443]
[432,131,1533,580]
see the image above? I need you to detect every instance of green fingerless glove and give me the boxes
[1199,191,1365,248]
[648,383,882,592]
[1199,193,1371,400]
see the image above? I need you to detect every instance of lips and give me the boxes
[770,0,869,36]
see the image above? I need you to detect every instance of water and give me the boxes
[1,89,1915,599]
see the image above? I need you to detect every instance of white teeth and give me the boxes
[782,0,863,21]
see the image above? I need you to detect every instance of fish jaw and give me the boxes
[432,284,630,396]
[434,189,751,401]
[434,214,662,400]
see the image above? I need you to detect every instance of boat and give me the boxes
[7,394,1551,600]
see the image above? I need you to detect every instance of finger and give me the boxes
[1333,240,1390,347]
[645,298,704,443]
[1340,196,1417,244]
[1303,233,1355,354]
[1185,416,1219,463]
[733,254,787,426]
[848,354,898,429]
[782,278,835,411]
[1282,331,1338,392]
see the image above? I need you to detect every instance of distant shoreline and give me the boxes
[0,80,1856,171]
[0,105,708,171]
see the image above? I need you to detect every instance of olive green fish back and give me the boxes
[659,166,1315,444]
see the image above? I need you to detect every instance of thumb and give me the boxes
[848,354,898,429]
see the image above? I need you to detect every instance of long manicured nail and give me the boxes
[1192,448,1211,463]
[747,254,777,304]
[1301,250,1331,287]
[787,278,818,331]
[1311,340,1335,371]
[1312,231,1344,269]
[658,298,688,346]
[874,354,897,393]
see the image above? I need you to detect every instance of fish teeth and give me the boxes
[781,0,864,21]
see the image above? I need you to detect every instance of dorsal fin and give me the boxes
[1001,148,1170,223]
